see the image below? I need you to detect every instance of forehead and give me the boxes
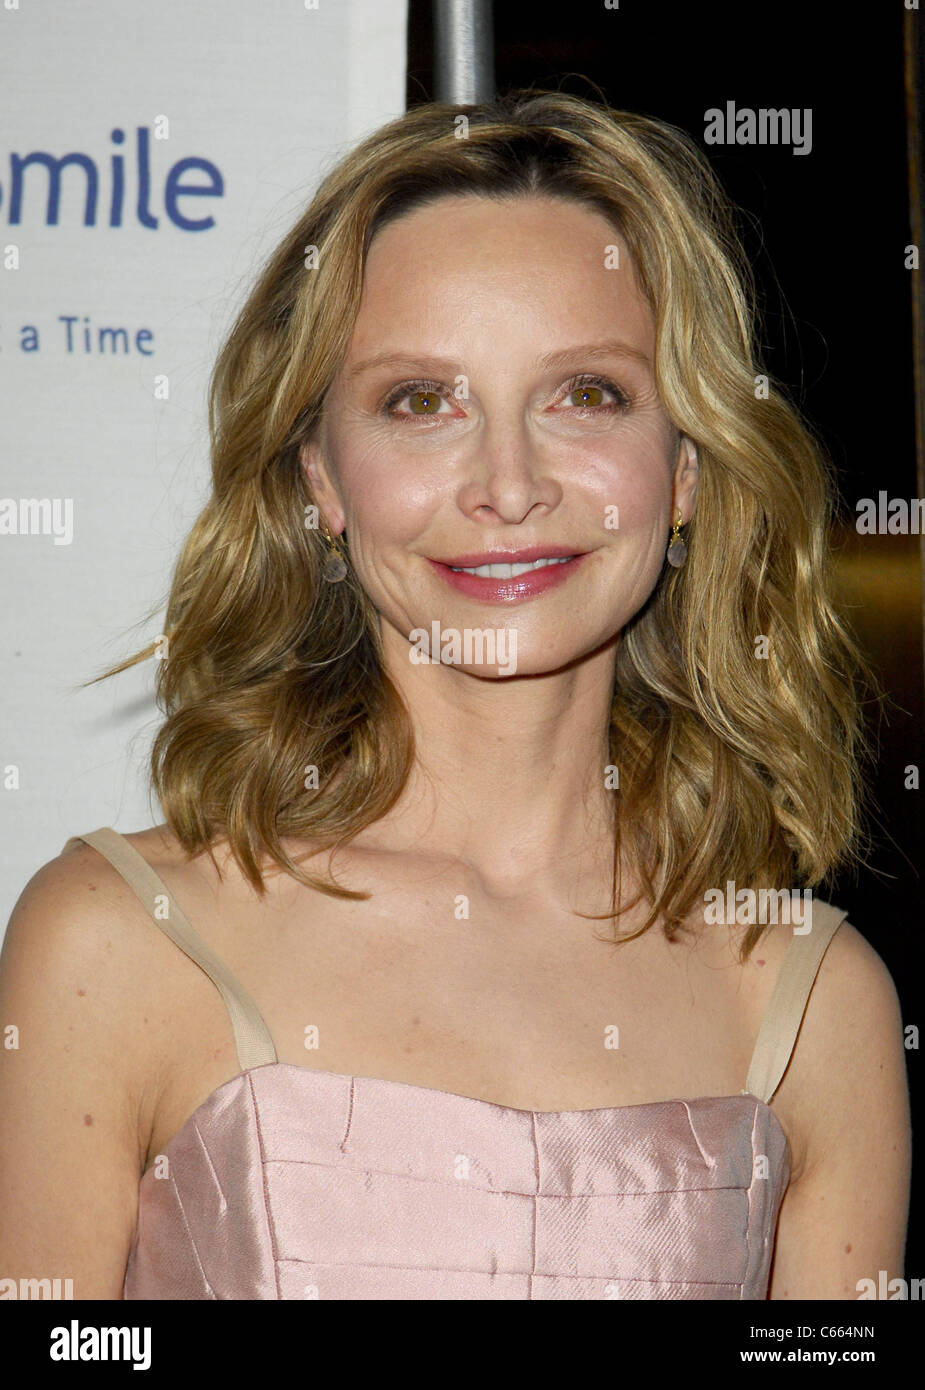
[346,193,654,361]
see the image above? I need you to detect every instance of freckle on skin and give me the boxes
[83,1114,93,1126]
[76,988,86,996]
[846,1243,852,1253]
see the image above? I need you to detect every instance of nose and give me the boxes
[454,413,563,525]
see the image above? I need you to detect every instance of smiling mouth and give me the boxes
[448,556,576,577]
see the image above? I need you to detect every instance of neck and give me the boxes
[364,625,620,902]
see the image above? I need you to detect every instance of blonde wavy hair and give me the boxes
[93,89,875,960]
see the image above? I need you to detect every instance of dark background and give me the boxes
[408,0,924,1274]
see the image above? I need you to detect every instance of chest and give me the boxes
[142,866,780,1171]
[261,913,754,1098]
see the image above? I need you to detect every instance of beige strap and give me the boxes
[63,828,278,1073]
[744,898,849,1103]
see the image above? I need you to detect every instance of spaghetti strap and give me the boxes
[62,827,278,1073]
[744,898,849,1104]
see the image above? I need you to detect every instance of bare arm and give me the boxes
[768,921,911,1299]
[0,842,159,1300]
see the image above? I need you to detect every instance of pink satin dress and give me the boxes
[64,829,848,1300]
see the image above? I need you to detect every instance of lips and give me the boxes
[427,551,586,603]
[448,556,574,578]
[436,544,578,566]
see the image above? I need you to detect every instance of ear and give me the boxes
[671,435,699,524]
[299,436,346,535]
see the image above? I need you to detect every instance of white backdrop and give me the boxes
[0,0,408,926]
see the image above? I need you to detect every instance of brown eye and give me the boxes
[559,374,630,414]
[408,390,442,415]
[569,384,604,408]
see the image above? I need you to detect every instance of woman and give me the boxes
[0,91,910,1300]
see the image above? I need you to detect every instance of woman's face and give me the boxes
[302,193,698,676]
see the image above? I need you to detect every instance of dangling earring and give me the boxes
[666,509,687,569]
[320,522,348,583]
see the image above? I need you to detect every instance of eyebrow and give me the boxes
[346,339,651,379]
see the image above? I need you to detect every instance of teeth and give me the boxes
[449,556,574,577]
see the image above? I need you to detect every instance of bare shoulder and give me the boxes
[0,827,225,1141]
[1,832,182,1103]
[6,829,161,983]
[789,915,908,1154]
[791,916,904,1084]
[767,911,911,1298]
[13,824,193,953]
[0,829,191,1296]
[114,821,328,892]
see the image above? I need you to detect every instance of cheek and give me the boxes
[332,433,444,538]
[576,438,675,536]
